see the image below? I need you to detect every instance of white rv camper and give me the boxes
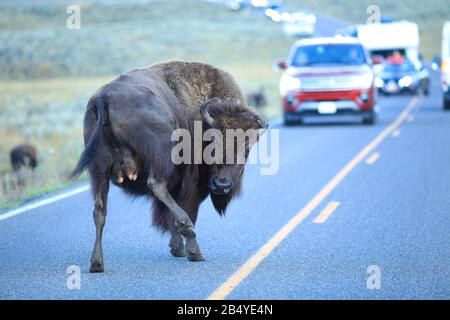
[357,21,420,67]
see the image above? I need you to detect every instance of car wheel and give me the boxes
[444,98,450,110]
[284,113,302,126]
[362,111,377,125]
[283,114,294,126]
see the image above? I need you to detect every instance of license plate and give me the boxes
[318,102,337,114]
[386,82,398,93]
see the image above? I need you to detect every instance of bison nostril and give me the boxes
[213,177,232,191]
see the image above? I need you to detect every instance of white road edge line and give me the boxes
[365,152,380,165]
[0,184,90,222]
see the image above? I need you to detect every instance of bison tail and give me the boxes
[69,97,107,180]
[151,199,175,233]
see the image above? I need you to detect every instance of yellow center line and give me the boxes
[365,152,380,165]
[313,201,340,224]
[207,97,419,300]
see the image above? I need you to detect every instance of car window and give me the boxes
[291,44,367,66]
[382,62,415,72]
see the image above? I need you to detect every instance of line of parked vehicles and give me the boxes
[275,20,450,125]
[208,1,450,125]
[208,0,317,37]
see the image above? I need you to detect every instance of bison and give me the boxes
[246,86,267,108]
[10,144,38,185]
[71,61,268,273]
[10,144,38,187]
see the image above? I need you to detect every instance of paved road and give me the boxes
[1,68,449,299]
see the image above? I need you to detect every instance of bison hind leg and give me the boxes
[88,158,112,273]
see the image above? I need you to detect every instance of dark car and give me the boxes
[374,61,430,96]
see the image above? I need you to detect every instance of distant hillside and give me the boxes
[0,0,292,80]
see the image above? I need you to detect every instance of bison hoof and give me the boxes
[187,252,205,262]
[89,260,104,273]
[186,238,204,262]
[170,247,186,258]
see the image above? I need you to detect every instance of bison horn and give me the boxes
[200,98,219,126]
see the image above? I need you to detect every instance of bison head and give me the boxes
[200,97,268,214]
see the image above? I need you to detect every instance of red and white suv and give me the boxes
[278,37,378,125]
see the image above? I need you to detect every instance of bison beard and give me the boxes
[211,192,233,215]
[70,60,267,272]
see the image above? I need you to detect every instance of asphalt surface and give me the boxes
[1,67,449,299]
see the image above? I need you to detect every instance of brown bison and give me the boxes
[246,86,267,108]
[71,61,268,273]
[10,144,38,174]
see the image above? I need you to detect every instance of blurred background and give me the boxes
[0,0,449,207]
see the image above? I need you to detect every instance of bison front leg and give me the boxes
[148,177,204,261]
[185,237,205,262]
[169,232,186,257]
[169,232,204,261]
[169,231,205,261]
[147,177,195,238]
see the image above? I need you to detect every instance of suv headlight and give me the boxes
[399,76,413,87]
[280,74,301,96]
[374,77,384,88]
[353,73,373,89]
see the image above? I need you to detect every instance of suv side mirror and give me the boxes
[274,59,288,71]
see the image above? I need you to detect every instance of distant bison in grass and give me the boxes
[71,61,268,273]
[247,86,267,108]
[10,144,38,185]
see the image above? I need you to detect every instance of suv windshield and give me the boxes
[382,61,416,73]
[291,44,367,67]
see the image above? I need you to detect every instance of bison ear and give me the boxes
[200,98,220,127]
